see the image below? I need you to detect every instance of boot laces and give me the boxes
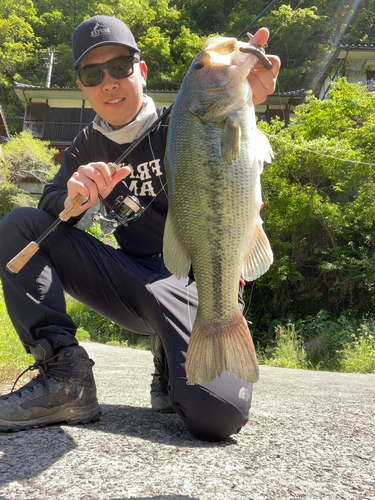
[1,351,77,405]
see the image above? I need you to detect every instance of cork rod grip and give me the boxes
[6,242,40,274]
[6,164,117,274]
[58,193,86,221]
[59,164,116,221]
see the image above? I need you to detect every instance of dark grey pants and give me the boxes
[0,207,254,441]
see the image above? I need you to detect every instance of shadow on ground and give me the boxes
[0,403,236,487]
[95,404,238,447]
[0,426,77,487]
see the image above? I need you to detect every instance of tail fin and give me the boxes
[185,311,259,385]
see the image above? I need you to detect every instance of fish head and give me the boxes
[180,36,258,122]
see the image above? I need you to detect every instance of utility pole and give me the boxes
[46,49,57,88]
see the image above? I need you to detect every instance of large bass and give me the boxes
[163,36,273,385]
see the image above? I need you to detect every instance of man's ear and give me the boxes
[77,79,84,92]
[139,61,148,88]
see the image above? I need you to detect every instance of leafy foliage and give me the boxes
[0,129,58,217]
[1,129,58,185]
[1,0,370,105]
[341,334,375,373]
[247,78,375,341]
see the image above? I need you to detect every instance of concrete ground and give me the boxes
[0,341,374,500]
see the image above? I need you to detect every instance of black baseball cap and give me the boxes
[72,15,140,68]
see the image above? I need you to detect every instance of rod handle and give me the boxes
[6,242,40,274]
[58,164,117,221]
[59,193,86,221]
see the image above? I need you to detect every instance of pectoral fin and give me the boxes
[163,211,192,279]
[221,116,241,164]
[242,219,273,281]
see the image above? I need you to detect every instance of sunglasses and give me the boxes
[76,55,139,87]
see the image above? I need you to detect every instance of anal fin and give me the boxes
[242,218,273,282]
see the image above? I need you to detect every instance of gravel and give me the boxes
[0,341,374,500]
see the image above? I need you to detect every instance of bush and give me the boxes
[341,334,375,373]
[260,323,307,369]
[250,80,375,332]
[0,129,58,220]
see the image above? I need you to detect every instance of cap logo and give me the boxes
[91,23,110,38]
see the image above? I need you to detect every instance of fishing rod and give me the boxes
[6,8,277,274]
[237,0,280,41]
[5,106,172,274]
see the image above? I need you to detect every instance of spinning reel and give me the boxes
[92,194,145,235]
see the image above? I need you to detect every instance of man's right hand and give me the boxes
[64,162,131,217]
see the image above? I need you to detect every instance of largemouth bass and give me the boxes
[163,36,273,385]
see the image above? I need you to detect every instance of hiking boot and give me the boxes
[150,335,174,413]
[0,338,101,432]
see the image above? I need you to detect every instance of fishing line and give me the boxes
[269,135,375,166]
[244,280,256,326]
[267,0,305,45]
[147,133,169,199]
[237,0,281,40]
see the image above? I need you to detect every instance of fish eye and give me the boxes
[193,62,204,70]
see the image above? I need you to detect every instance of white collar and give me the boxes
[92,94,158,144]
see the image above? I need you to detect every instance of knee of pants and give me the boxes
[172,387,250,442]
[0,207,53,241]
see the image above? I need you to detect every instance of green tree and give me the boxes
[0,1,40,132]
[138,26,177,89]
[249,78,375,336]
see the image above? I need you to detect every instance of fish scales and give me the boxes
[163,36,274,385]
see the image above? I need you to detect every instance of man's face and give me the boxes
[77,45,147,129]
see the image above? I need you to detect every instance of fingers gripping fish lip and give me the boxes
[239,44,273,70]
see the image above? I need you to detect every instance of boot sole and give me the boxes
[0,401,102,432]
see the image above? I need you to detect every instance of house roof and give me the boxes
[13,82,87,107]
[12,81,307,113]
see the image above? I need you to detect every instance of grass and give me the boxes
[340,334,375,373]
[0,280,374,387]
[0,283,149,387]
[258,316,375,374]
[66,295,150,350]
[258,323,307,369]
[0,284,33,388]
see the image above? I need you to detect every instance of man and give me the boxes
[0,16,280,440]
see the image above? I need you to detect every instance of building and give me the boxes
[313,44,375,99]
[12,82,306,164]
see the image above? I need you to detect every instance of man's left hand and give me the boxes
[248,28,280,106]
